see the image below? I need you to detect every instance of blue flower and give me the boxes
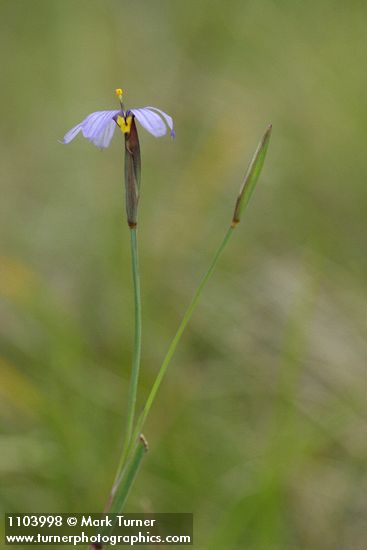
[62,89,175,149]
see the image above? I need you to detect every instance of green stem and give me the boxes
[128,225,235,455]
[98,435,148,544]
[109,225,234,504]
[107,124,271,510]
[109,435,148,514]
[113,227,142,488]
[127,228,142,444]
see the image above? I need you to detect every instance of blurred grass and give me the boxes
[1,0,367,548]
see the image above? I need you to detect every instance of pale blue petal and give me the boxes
[81,110,120,147]
[130,108,167,137]
[62,123,83,144]
[89,118,117,148]
[145,106,175,138]
[62,110,120,148]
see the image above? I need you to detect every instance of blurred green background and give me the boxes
[1,1,367,548]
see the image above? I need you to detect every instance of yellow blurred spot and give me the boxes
[117,114,132,135]
[115,88,123,100]
[0,257,37,300]
[0,357,44,415]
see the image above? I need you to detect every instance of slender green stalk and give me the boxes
[109,435,148,514]
[128,225,235,454]
[122,124,272,466]
[113,227,142,487]
[126,228,142,444]
[110,124,272,505]
[97,435,148,549]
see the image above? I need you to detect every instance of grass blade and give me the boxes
[109,435,148,514]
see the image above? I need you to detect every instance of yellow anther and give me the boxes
[117,114,133,135]
[115,88,123,100]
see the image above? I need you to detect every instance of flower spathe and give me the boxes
[62,92,175,149]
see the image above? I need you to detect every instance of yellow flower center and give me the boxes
[117,114,133,134]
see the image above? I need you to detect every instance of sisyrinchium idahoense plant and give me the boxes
[62,88,271,546]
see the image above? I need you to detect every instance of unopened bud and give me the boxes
[232,124,272,226]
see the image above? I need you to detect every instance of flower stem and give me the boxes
[127,228,142,443]
[128,224,235,457]
[109,435,148,514]
[131,126,270,438]
[90,436,148,549]
[109,123,271,504]
[113,227,142,487]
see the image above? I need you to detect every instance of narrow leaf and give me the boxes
[109,434,148,514]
